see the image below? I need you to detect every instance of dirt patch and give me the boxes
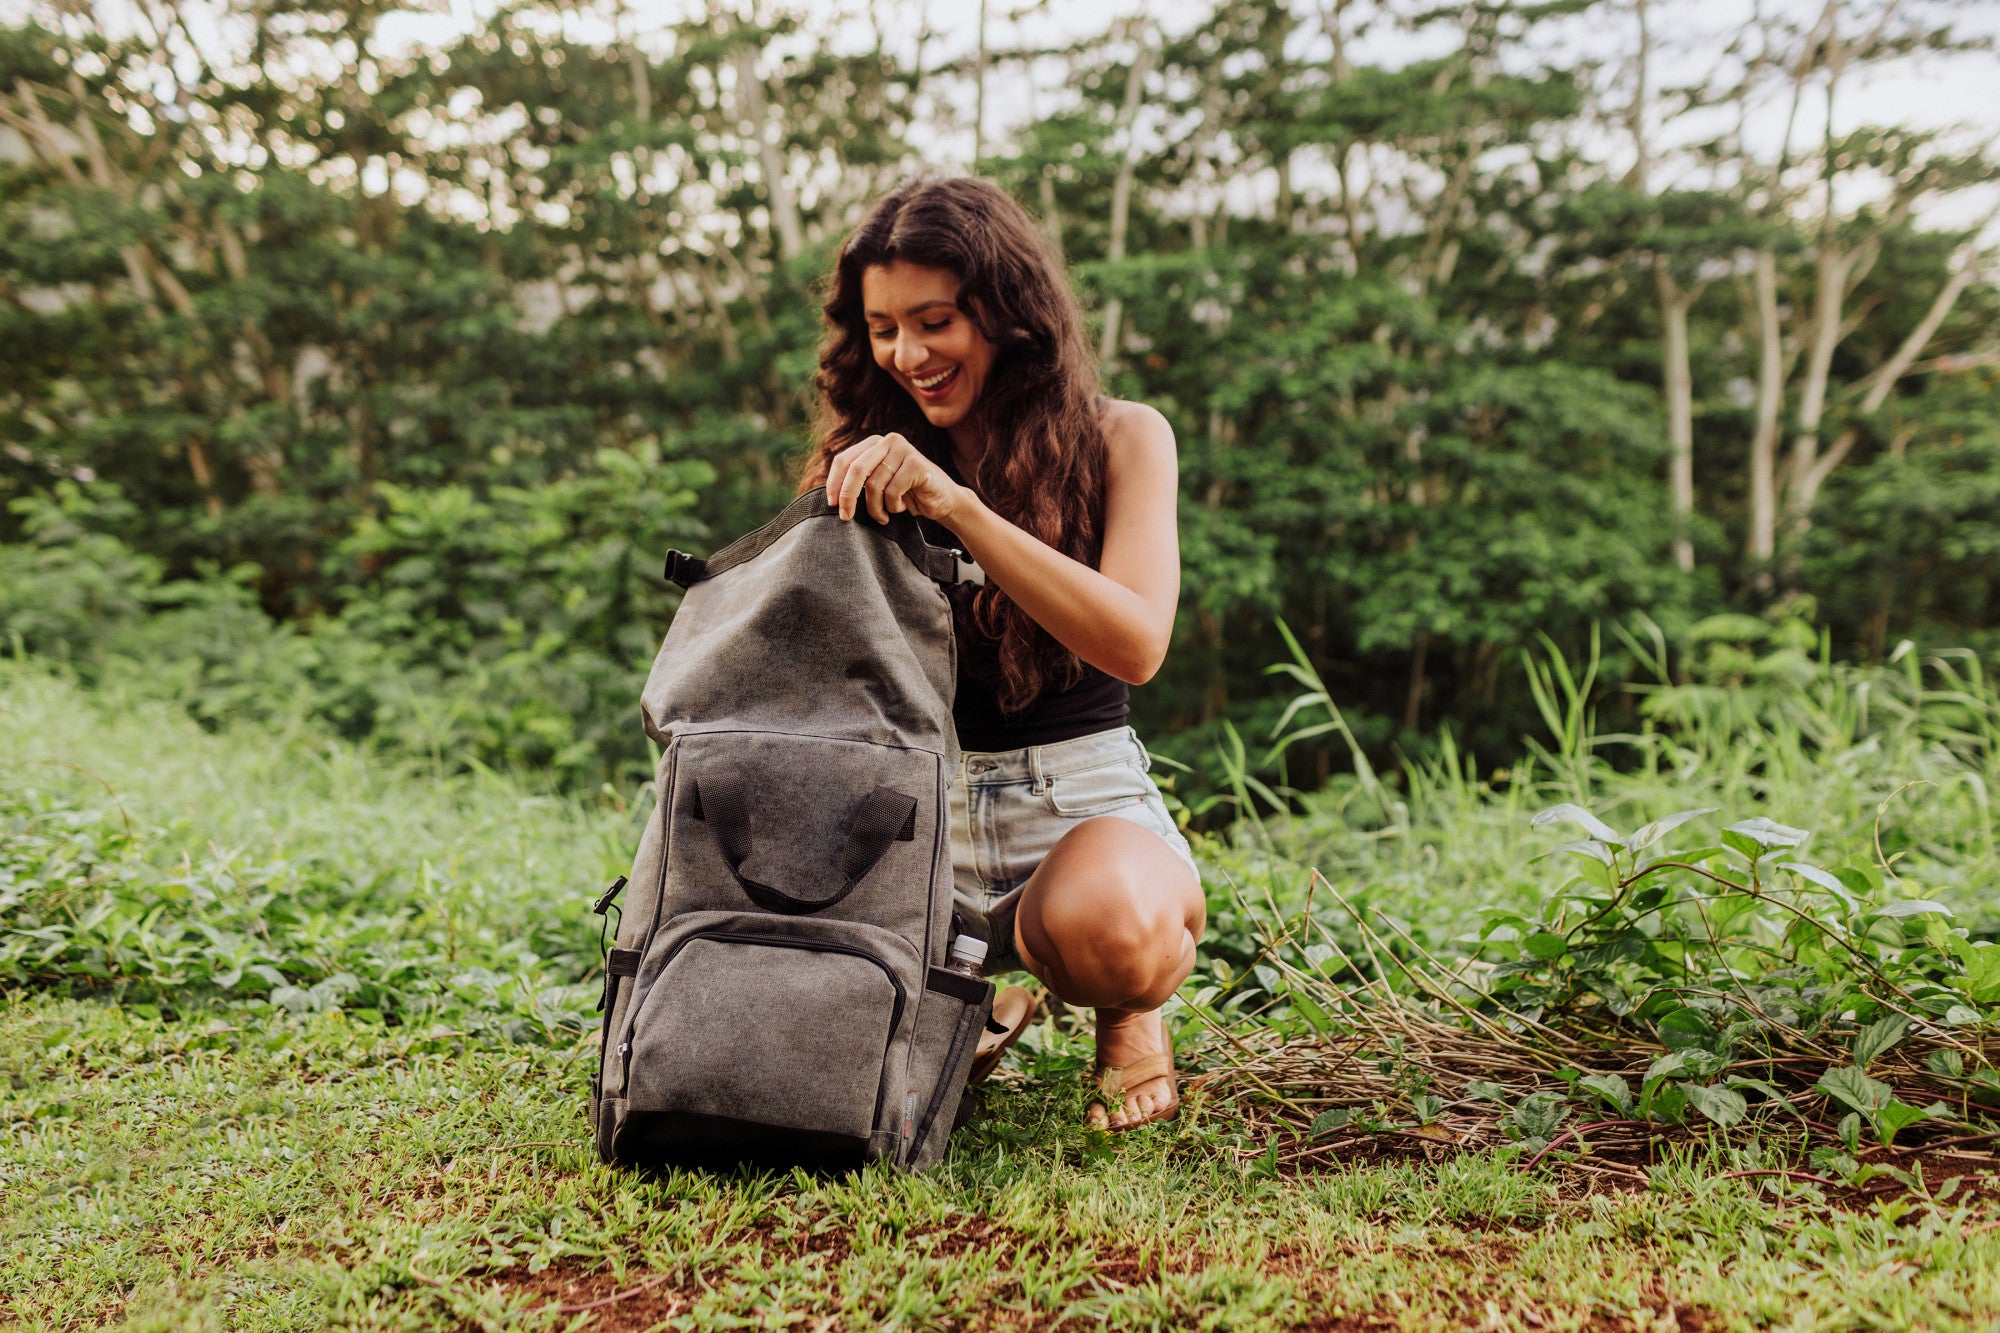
[475,1258,700,1331]
[471,1218,1721,1331]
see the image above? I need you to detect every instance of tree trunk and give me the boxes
[1781,240,1871,531]
[1746,249,1782,564]
[1655,265,1696,572]
[731,48,802,262]
[1792,253,1985,512]
[1097,32,1153,365]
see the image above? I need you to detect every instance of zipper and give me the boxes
[619,929,909,1112]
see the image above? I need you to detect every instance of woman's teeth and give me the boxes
[912,367,958,392]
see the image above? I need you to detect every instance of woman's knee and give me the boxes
[1016,823,1200,1006]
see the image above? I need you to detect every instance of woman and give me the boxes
[799,177,1204,1132]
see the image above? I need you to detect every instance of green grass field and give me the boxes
[5,648,1999,1331]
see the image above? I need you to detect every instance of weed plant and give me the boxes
[1182,613,2000,1185]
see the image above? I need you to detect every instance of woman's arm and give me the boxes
[946,404,1179,684]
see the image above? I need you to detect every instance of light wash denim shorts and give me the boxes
[948,724,1199,976]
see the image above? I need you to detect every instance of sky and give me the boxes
[393,0,2000,236]
[14,0,1999,237]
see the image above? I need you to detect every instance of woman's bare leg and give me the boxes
[1010,817,1205,1128]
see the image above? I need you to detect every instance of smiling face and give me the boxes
[861,260,996,439]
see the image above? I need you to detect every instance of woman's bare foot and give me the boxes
[1087,1006,1177,1130]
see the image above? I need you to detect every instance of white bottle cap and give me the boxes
[948,934,988,969]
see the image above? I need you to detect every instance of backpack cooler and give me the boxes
[589,487,994,1171]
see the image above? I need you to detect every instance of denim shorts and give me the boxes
[948,724,1199,976]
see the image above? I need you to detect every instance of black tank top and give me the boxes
[920,451,1130,752]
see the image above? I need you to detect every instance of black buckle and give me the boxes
[662,550,708,587]
[592,875,628,916]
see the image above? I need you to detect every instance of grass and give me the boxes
[4,630,2000,1330]
[10,996,2000,1331]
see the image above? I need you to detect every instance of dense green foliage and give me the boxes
[2,0,1995,790]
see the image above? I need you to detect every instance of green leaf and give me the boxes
[1868,900,1954,920]
[1620,808,1717,852]
[1657,1007,1716,1051]
[1530,803,1621,843]
[1523,931,1568,961]
[1724,817,1809,850]
[1577,1073,1635,1117]
[1682,1082,1747,1127]
[1509,1091,1569,1141]
[1928,1050,1965,1079]
[1774,862,1859,911]
[1529,838,1615,866]
[1850,1015,1909,1068]
[1310,1108,1353,1138]
[1720,830,1764,861]
[1949,939,2000,1002]
[1871,1099,1932,1146]
[1816,1065,1893,1114]
[1463,1080,1509,1102]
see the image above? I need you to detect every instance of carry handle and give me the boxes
[691,768,917,915]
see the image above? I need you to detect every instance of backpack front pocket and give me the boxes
[618,928,906,1165]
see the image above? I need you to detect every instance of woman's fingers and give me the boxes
[879,452,928,517]
[824,435,879,510]
[835,437,892,520]
[865,438,924,522]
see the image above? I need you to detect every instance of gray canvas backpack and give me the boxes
[589,486,993,1171]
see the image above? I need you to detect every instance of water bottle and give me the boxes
[944,933,987,978]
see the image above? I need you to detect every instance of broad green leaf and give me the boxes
[1816,1065,1893,1114]
[1682,1082,1747,1127]
[1523,931,1568,961]
[1577,1073,1634,1117]
[1774,862,1858,911]
[1620,808,1717,852]
[1530,803,1621,843]
[1657,1007,1716,1051]
[1868,900,1954,920]
[1832,865,1882,896]
[1645,1079,1688,1124]
[1928,1050,1965,1078]
[1871,1099,1932,1145]
[1463,1080,1509,1102]
[1943,1005,1983,1025]
[1720,829,1764,861]
[1724,817,1808,849]
[1850,1015,1908,1068]
[1949,939,2000,1003]
[1310,1108,1353,1138]
[1529,838,1615,866]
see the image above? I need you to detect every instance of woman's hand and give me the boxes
[823,433,966,525]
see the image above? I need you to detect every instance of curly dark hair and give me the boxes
[799,176,1109,713]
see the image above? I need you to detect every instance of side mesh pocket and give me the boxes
[903,967,993,1171]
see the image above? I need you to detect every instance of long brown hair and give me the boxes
[801,177,1109,712]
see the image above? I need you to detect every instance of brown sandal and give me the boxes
[969,985,1035,1085]
[1089,1016,1180,1131]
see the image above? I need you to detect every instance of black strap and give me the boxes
[596,950,641,1013]
[592,875,628,916]
[692,768,917,915]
